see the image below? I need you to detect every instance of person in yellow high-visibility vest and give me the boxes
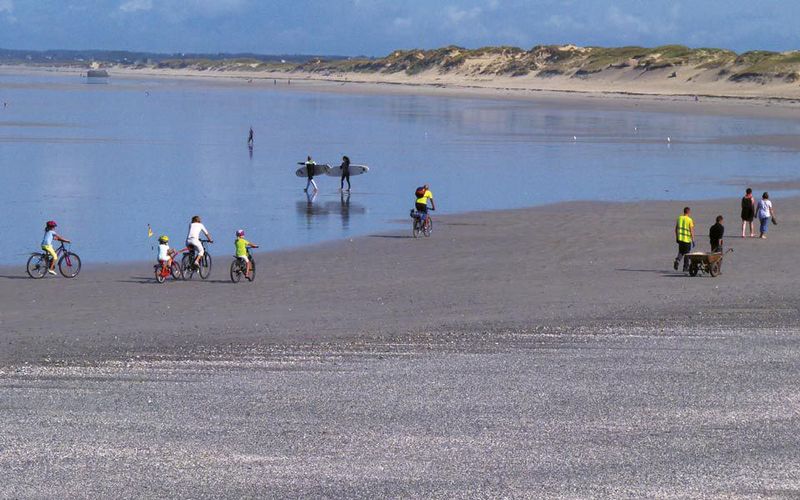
[674,206,695,272]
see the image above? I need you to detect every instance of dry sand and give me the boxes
[8,64,800,122]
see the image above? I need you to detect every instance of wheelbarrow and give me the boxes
[685,249,733,277]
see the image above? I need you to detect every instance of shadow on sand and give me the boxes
[0,274,31,280]
[615,268,689,277]
[368,234,413,239]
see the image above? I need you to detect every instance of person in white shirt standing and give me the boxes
[186,215,213,268]
[756,192,775,239]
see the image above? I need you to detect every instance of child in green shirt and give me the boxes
[235,229,259,279]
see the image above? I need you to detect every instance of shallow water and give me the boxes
[1,71,799,264]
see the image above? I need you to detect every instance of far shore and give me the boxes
[5,64,800,121]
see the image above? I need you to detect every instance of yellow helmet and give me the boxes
[158,235,169,243]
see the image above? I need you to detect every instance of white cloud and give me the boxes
[445,5,482,25]
[119,0,152,13]
[0,0,16,23]
[392,17,412,29]
[175,0,248,16]
[546,14,584,30]
[607,6,649,34]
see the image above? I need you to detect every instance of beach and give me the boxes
[2,196,799,496]
[9,64,800,122]
[3,197,799,365]
[1,66,800,496]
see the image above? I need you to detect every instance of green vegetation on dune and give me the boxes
[6,44,800,86]
[297,44,780,82]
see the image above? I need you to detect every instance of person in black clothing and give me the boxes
[740,187,755,238]
[340,155,351,191]
[710,215,724,253]
[247,127,254,148]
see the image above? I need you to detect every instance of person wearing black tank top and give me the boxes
[740,187,755,238]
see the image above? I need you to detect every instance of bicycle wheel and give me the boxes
[182,254,195,280]
[199,253,212,279]
[230,259,242,283]
[412,219,421,238]
[247,258,256,282]
[423,218,433,237]
[155,266,166,284]
[58,252,81,278]
[170,261,183,280]
[26,253,48,279]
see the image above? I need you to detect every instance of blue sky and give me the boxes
[0,0,798,56]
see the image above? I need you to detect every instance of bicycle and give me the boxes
[182,239,213,280]
[230,248,256,283]
[410,209,433,238]
[154,251,183,284]
[26,241,82,279]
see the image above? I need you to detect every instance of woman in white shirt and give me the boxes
[756,192,775,239]
[186,215,213,267]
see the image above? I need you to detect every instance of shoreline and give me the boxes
[6,64,800,120]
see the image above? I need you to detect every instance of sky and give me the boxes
[0,0,799,57]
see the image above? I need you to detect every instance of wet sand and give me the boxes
[2,196,799,366]
[1,197,799,497]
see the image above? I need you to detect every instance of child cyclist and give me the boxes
[157,235,176,273]
[235,229,259,278]
[41,220,70,275]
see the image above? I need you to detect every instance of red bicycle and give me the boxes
[154,249,183,283]
[26,241,82,279]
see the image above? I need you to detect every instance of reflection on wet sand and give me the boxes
[296,191,367,229]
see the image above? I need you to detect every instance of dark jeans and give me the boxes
[675,241,692,271]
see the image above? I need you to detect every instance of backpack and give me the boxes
[415,186,426,198]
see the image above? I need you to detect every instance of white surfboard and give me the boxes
[295,163,330,177]
[326,164,369,177]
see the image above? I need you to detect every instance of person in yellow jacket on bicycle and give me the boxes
[674,206,695,272]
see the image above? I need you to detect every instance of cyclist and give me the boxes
[41,220,70,275]
[415,184,436,228]
[186,215,213,269]
[157,235,175,274]
[235,229,259,279]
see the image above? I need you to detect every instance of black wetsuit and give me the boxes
[340,158,351,190]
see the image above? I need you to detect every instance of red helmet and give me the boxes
[46,220,57,228]
[236,229,245,237]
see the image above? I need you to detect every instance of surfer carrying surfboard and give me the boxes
[304,156,318,193]
[340,155,351,191]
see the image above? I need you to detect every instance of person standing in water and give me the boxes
[304,155,318,193]
[340,155,351,191]
[247,127,254,148]
[740,187,755,238]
